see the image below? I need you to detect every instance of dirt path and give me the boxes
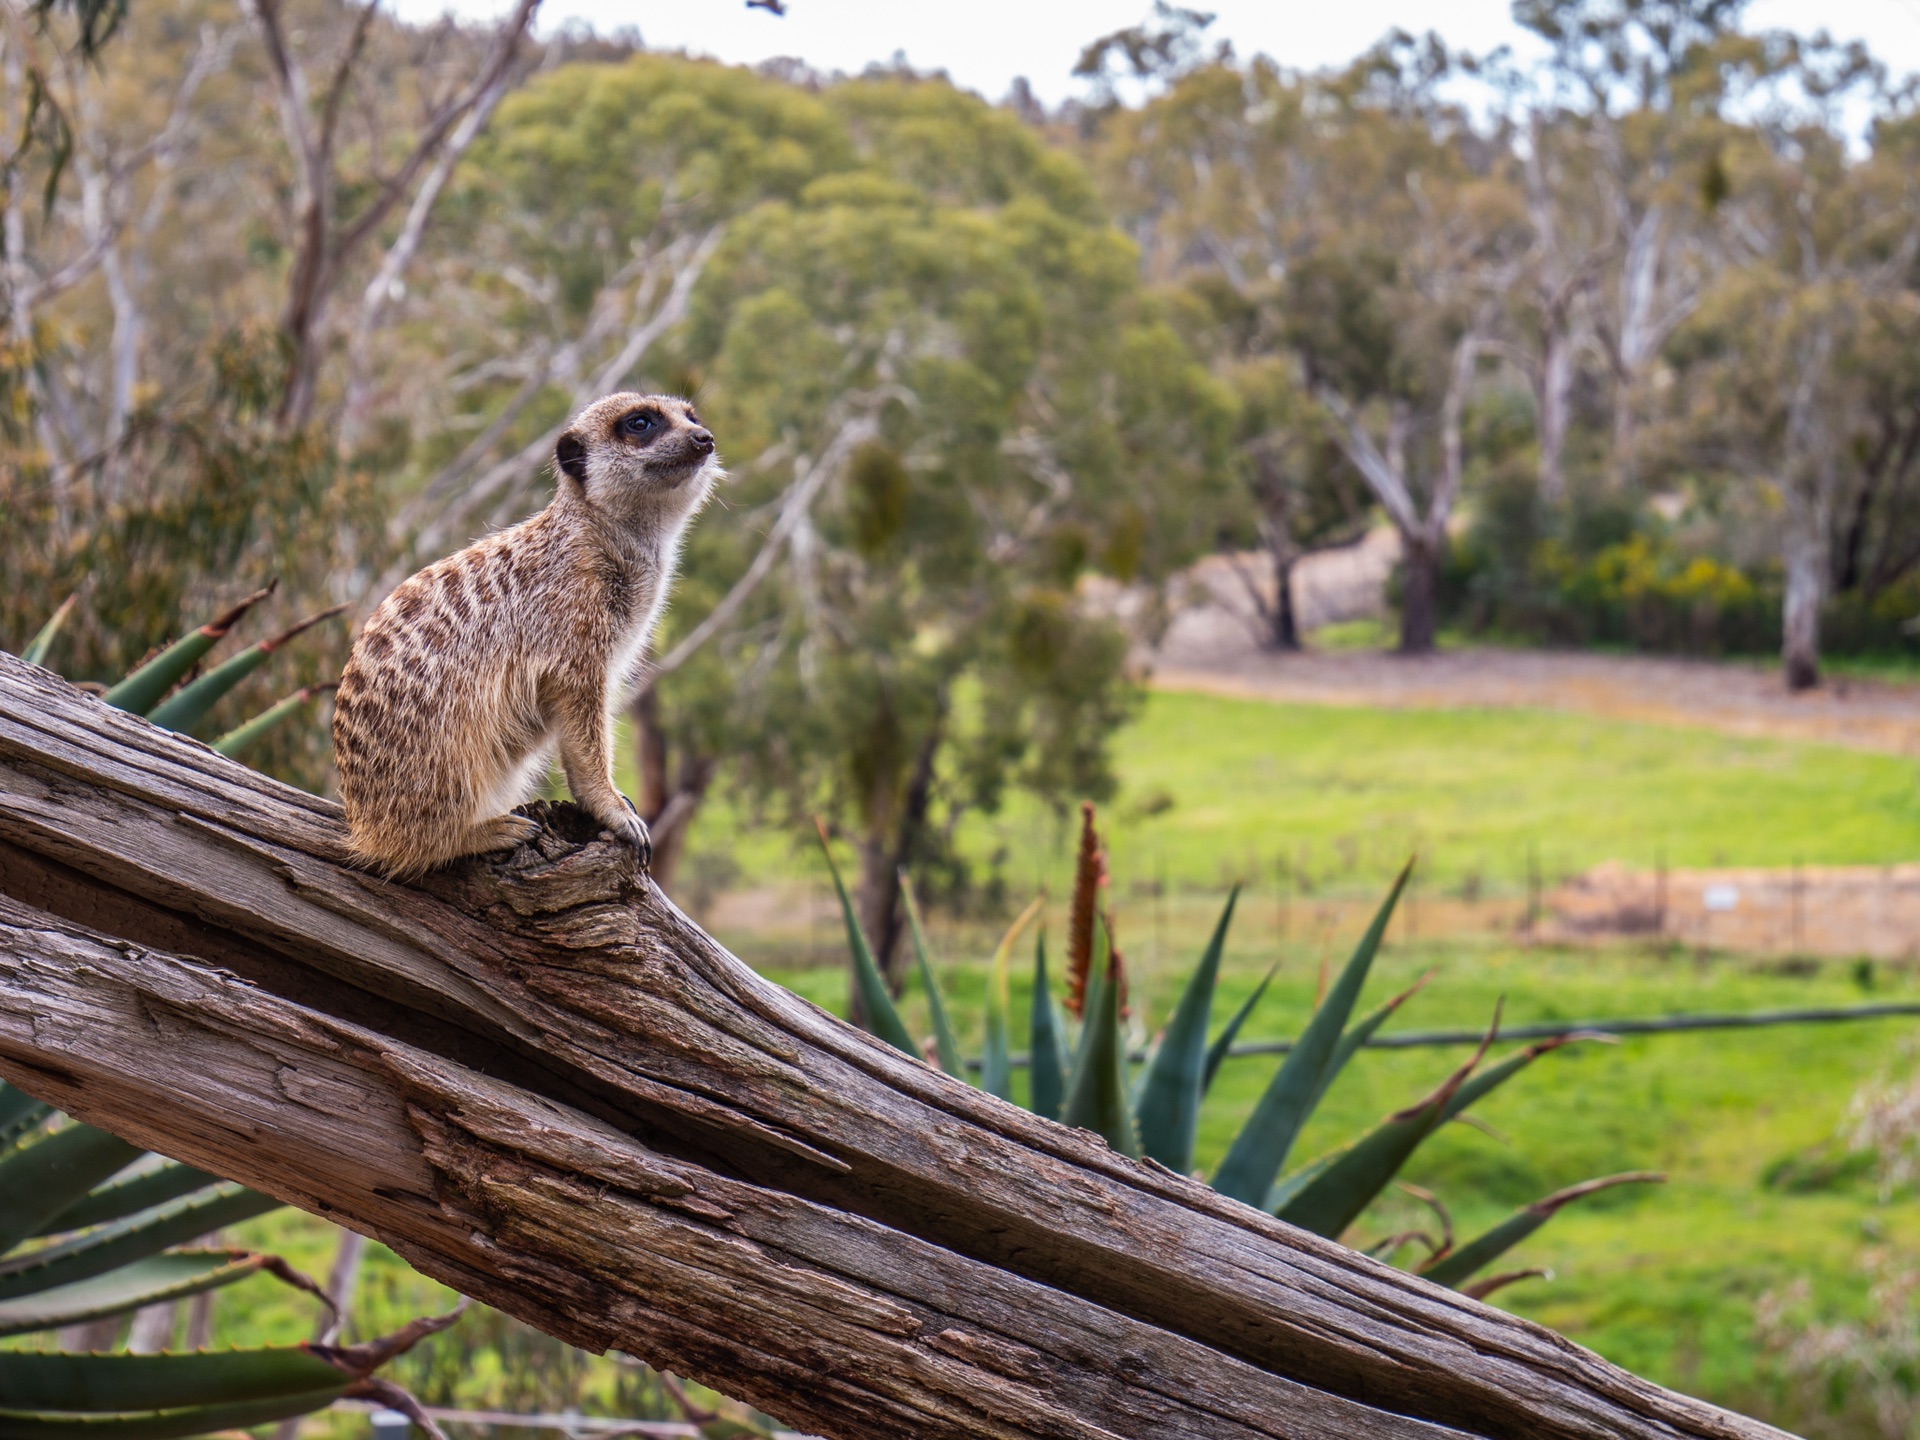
[1151,638,1920,757]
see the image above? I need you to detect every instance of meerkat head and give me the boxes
[553,392,720,525]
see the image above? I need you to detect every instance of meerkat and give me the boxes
[332,392,720,879]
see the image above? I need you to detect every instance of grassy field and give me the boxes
[676,688,1920,925]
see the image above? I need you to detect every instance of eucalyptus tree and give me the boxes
[1673,39,1920,688]
[648,73,1234,980]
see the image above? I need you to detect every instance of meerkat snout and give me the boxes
[333,391,721,879]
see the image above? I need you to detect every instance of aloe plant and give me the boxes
[13,588,343,757]
[0,1084,455,1440]
[823,805,1664,1298]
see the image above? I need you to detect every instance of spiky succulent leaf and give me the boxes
[211,685,335,759]
[145,606,346,734]
[1419,1172,1663,1289]
[0,1389,350,1440]
[982,896,1044,1101]
[0,1185,283,1301]
[0,1125,142,1257]
[1136,887,1238,1174]
[815,824,917,1057]
[1028,934,1066,1121]
[1202,961,1278,1096]
[1062,917,1137,1157]
[1211,861,1412,1206]
[0,1348,347,1410]
[1275,1016,1497,1237]
[35,1165,222,1237]
[1273,1094,1453,1239]
[898,876,962,1077]
[0,1086,52,1157]
[20,596,78,669]
[0,1252,273,1337]
[101,587,274,717]
[1439,1031,1609,1124]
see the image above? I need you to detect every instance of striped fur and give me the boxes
[334,393,719,877]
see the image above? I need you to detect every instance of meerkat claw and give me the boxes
[610,799,653,870]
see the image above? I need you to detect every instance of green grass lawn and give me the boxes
[674,690,1920,909]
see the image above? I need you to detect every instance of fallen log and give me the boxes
[0,651,1787,1440]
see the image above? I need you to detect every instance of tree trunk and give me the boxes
[1398,531,1441,656]
[1782,531,1824,692]
[854,722,942,1002]
[1270,548,1302,651]
[0,654,1789,1440]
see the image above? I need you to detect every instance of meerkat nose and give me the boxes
[689,428,715,453]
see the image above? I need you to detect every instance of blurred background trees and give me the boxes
[7,0,1920,917]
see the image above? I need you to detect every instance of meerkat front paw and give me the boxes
[607,795,653,870]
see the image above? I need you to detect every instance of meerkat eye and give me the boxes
[620,411,659,438]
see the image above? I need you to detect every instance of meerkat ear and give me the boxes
[555,431,588,484]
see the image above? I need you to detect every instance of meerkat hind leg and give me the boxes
[452,813,544,861]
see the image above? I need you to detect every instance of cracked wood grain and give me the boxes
[0,651,1789,1440]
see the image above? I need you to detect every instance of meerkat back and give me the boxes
[334,393,720,878]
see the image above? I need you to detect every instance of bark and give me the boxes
[1270,550,1302,650]
[1398,531,1442,656]
[0,652,1789,1440]
[1782,521,1824,691]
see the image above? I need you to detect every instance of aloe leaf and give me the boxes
[1029,934,1066,1121]
[1273,1097,1452,1239]
[814,822,917,1057]
[1264,1150,1337,1215]
[35,1165,222,1237]
[101,585,275,717]
[1305,969,1437,1119]
[1202,961,1279,1096]
[0,1347,348,1410]
[0,1126,143,1257]
[1136,887,1239,1174]
[1275,1015,1499,1238]
[1420,1172,1663,1289]
[0,1252,270,1337]
[898,875,962,1078]
[0,1389,349,1440]
[982,896,1045,1101]
[1440,1029,1611,1124]
[146,605,347,735]
[0,1085,52,1156]
[1062,916,1138,1157]
[20,596,79,669]
[1212,861,1412,1206]
[0,1185,282,1301]
[213,684,337,759]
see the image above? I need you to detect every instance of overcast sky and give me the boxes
[397,0,1920,105]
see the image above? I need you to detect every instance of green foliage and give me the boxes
[474,56,1241,965]
[0,327,378,791]
[837,806,1639,1291]
[0,1085,449,1436]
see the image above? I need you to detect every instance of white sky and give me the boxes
[399,0,1920,105]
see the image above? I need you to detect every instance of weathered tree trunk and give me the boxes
[1398,531,1442,656]
[1781,530,1824,692]
[1268,545,1302,651]
[0,653,1787,1440]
